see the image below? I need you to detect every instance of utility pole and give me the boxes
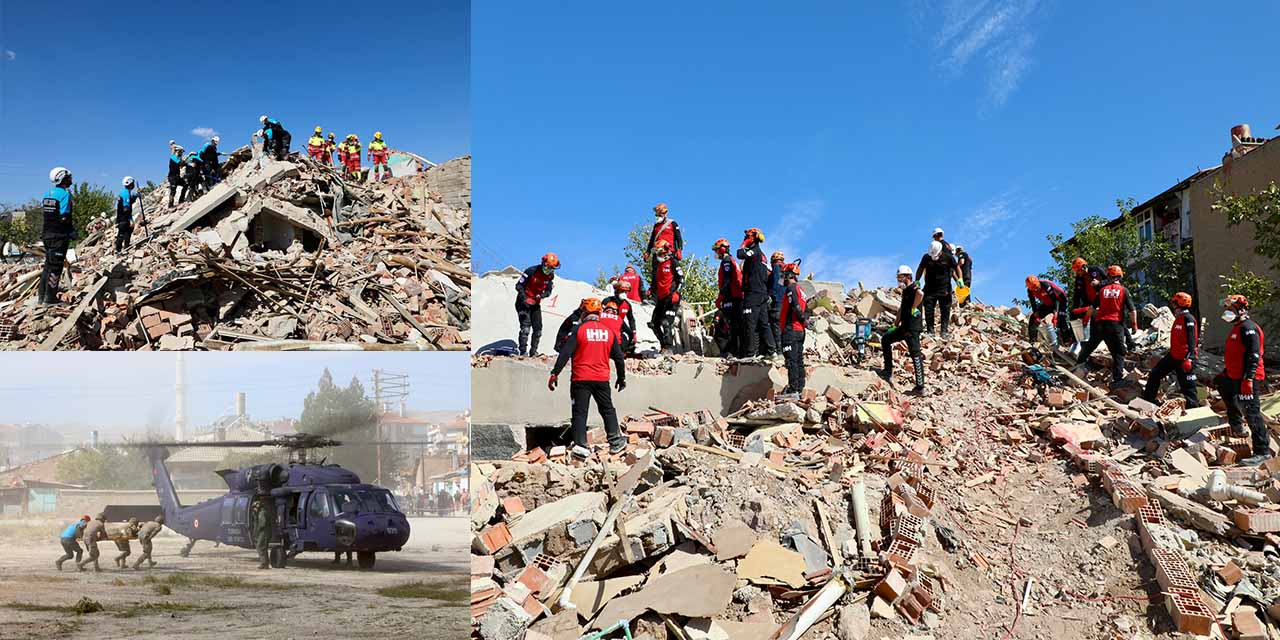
[371,369,409,485]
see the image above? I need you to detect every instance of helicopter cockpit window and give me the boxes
[234,496,249,524]
[332,490,360,514]
[331,489,402,514]
[370,490,402,514]
[308,491,331,519]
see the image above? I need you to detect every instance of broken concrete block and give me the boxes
[477,596,532,640]
[170,182,238,232]
[507,492,606,552]
[1177,406,1222,436]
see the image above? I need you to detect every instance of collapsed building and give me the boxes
[0,148,470,350]
[470,275,1280,640]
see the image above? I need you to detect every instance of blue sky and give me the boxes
[0,352,470,436]
[473,1,1280,306]
[0,1,469,204]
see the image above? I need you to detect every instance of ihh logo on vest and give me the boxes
[1102,289,1122,299]
[586,328,610,342]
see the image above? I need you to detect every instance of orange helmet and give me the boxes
[1106,265,1123,278]
[771,251,785,263]
[1025,275,1041,291]
[612,278,632,292]
[1071,257,1087,274]
[781,262,801,277]
[653,239,671,254]
[602,298,619,310]
[1224,294,1250,311]
[580,298,602,314]
[1171,292,1193,308]
[653,203,669,215]
[541,253,560,269]
[712,238,731,254]
[743,227,764,244]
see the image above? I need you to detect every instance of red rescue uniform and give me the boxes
[1095,282,1132,323]
[1225,320,1266,381]
[1170,308,1197,361]
[618,270,643,302]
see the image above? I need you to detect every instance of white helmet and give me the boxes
[49,167,70,184]
[933,227,944,237]
[122,176,135,187]
[174,144,184,153]
[928,241,943,259]
[259,115,268,124]
[211,136,220,145]
[168,139,176,146]
[897,265,913,277]
[954,244,963,252]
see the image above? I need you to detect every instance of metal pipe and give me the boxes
[850,478,874,558]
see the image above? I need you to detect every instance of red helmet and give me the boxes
[81,515,91,522]
[1224,294,1249,311]
[712,238,730,254]
[653,203,669,215]
[1171,292,1192,308]
[602,298,619,311]
[541,253,560,269]
[1071,257,1087,274]
[743,228,764,244]
[580,298,602,314]
[613,278,632,292]
[1025,275,1041,291]
[1106,265,1123,278]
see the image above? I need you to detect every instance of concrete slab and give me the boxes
[507,492,607,547]
[169,182,238,232]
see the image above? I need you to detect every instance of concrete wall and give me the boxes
[1188,139,1280,347]
[471,356,876,428]
[2,489,226,521]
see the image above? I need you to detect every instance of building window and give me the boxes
[1137,210,1154,242]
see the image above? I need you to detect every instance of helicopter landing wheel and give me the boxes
[357,551,375,569]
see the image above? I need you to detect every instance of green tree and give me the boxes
[0,202,42,246]
[69,181,115,239]
[593,223,717,307]
[56,445,154,489]
[298,369,396,484]
[1210,181,1280,326]
[1043,198,1193,312]
[138,181,159,199]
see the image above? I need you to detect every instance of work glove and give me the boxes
[1241,379,1254,397]
[957,279,965,288]
[1181,359,1193,373]
[616,379,626,392]
[547,374,558,392]
[671,292,680,304]
[911,307,920,317]
[914,279,923,289]
[887,325,898,333]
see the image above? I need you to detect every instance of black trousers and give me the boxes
[1077,320,1127,382]
[741,298,776,357]
[922,292,952,333]
[653,296,678,350]
[1216,376,1270,456]
[769,301,782,351]
[39,233,70,304]
[782,328,805,392]
[115,223,133,253]
[1028,306,1073,345]
[715,300,742,357]
[570,380,623,449]
[58,538,82,563]
[882,326,924,388]
[167,179,181,205]
[273,131,292,159]
[515,300,542,356]
[1142,354,1200,407]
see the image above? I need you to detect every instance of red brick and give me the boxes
[1217,561,1243,586]
[476,522,512,554]
[501,497,526,518]
[823,385,844,404]
[801,388,817,403]
[767,450,786,465]
[873,567,908,602]
[625,421,655,436]
[1233,508,1280,533]
[586,427,608,445]
[883,538,918,571]
[1166,589,1213,635]
[1217,447,1237,466]
[654,426,676,448]
[1233,608,1266,640]
[516,564,552,597]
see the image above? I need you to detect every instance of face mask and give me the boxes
[1222,310,1238,323]
[541,266,554,275]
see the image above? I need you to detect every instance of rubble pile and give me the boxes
[0,149,470,350]
[471,289,1280,639]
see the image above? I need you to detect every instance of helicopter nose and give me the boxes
[354,514,410,548]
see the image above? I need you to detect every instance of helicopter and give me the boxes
[131,433,418,569]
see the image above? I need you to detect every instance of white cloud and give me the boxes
[945,189,1029,252]
[767,198,825,260]
[921,0,1043,109]
[3,50,14,61]
[800,249,902,290]
[758,198,902,288]
[191,127,219,139]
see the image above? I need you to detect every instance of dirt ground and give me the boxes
[0,516,468,640]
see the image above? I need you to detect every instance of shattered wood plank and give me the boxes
[37,276,108,351]
[1147,487,1239,537]
[379,289,444,349]
[676,442,789,477]
[813,498,841,569]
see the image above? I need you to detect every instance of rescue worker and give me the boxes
[768,251,786,352]
[603,279,638,354]
[39,167,75,305]
[333,550,353,565]
[955,245,973,307]
[324,132,338,165]
[259,115,291,160]
[114,517,141,568]
[932,228,954,258]
[554,306,584,353]
[617,265,644,302]
[650,240,684,353]
[253,496,276,569]
[1075,265,1136,385]
[778,262,809,394]
[76,512,108,572]
[1142,292,1200,407]
[1025,276,1072,347]
[645,203,684,261]
[343,134,363,181]
[307,126,327,160]
[167,144,185,206]
[55,515,90,570]
[115,176,140,253]
[877,265,926,394]
[132,515,163,570]
[368,131,390,182]
[915,240,962,337]
[515,253,559,356]
[737,228,776,358]
[713,238,744,358]
[198,136,222,184]
[182,152,205,201]
[1216,295,1270,464]
[599,298,634,355]
[548,297,628,458]
[1069,257,1105,342]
